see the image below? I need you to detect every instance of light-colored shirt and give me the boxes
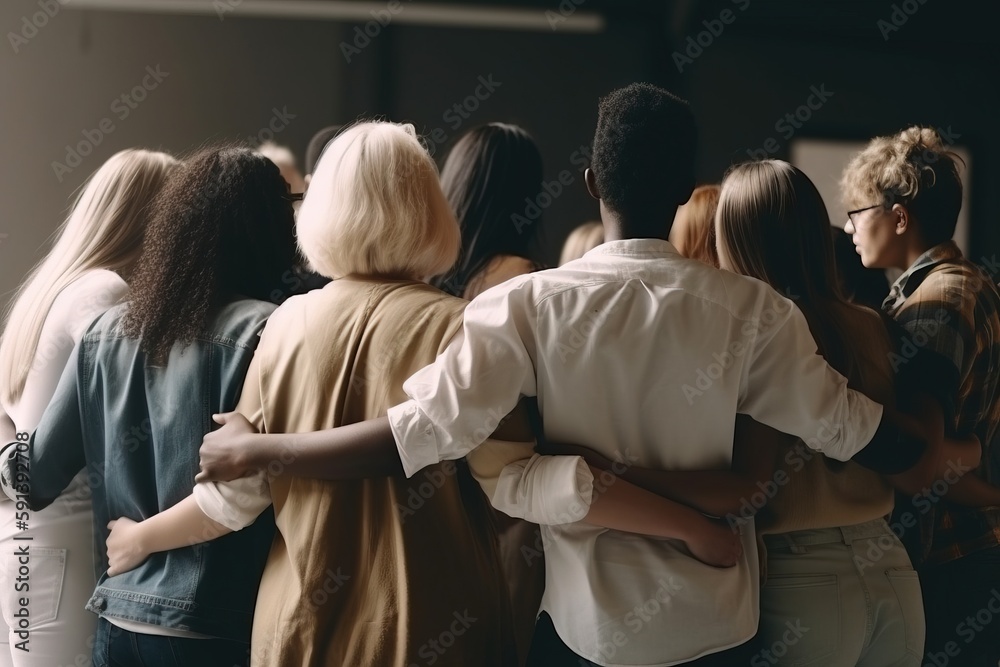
[387,239,885,666]
[1,269,126,519]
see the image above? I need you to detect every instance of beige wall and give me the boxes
[0,1,345,312]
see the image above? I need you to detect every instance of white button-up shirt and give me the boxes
[388,239,884,666]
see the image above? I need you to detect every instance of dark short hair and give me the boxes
[591,83,697,220]
[305,125,343,175]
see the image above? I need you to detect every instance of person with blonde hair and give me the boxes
[843,127,1000,664]
[102,120,745,666]
[2,146,299,666]
[0,148,177,667]
[558,221,603,265]
[669,184,720,267]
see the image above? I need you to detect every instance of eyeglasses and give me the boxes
[846,204,881,225]
[285,192,304,202]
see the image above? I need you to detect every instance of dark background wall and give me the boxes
[1,0,996,310]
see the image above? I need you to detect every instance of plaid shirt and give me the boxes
[884,241,1000,566]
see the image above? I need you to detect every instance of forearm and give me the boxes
[583,466,713,541]
[621,469,757,518]
[245,416,403,480]
[138,495,232,554]
[938,473,1000,507]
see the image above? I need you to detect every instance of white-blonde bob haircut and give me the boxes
[297,121,461,280]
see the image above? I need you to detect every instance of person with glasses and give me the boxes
[843,126,1000,665]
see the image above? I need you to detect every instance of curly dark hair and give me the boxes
[122,146,298,363]
[432,123,544,297]
[591,83,697,222]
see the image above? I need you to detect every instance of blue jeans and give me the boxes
[92,618,249,667]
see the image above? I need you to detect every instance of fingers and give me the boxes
[212,412,233,425]
[107,520,116,531]
[194,470,207,484]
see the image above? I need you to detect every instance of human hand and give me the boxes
[106,517,150,576]
[685,518,743,568]
[195,412,260,483]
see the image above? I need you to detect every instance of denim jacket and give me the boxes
[2,298,276,643]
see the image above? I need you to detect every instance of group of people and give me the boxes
[0,82,997,667]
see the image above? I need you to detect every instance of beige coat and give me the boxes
[237,277,528,666]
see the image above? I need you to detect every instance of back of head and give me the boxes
[591,83,697,226]
[258,141,305,193]
[0,148,178,404]
[434,123,543,295]
[670,184,721,267]
[305,125,343,176]
[559,221,604,265]
[297,121,460,281]
[717,160,864,378]
[841,126,963,246]
[122,146,299,363]
[717,161,839,301]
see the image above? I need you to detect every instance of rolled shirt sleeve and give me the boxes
[192,475,272,533]
[388,279,539,478]
[738,294,884,461]
[465,436,595,525]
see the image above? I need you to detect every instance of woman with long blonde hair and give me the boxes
[0,148,177,667]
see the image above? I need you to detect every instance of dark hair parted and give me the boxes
[432,123,544,297]
[591,83,698,221]
[122,146,298,363]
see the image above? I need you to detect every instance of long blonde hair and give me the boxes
[716,160,890,392]
[0,148,178,404]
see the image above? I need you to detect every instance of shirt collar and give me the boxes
[584,238,681,259]
[883,240,963,311]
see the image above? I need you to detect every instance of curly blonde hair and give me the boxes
[841,126,964,245]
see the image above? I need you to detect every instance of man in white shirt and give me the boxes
[196,84,933,666]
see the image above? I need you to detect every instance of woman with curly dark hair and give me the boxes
[1,146,298,666]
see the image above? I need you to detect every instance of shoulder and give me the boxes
[55,270,128,314]
[207,298,278,349]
